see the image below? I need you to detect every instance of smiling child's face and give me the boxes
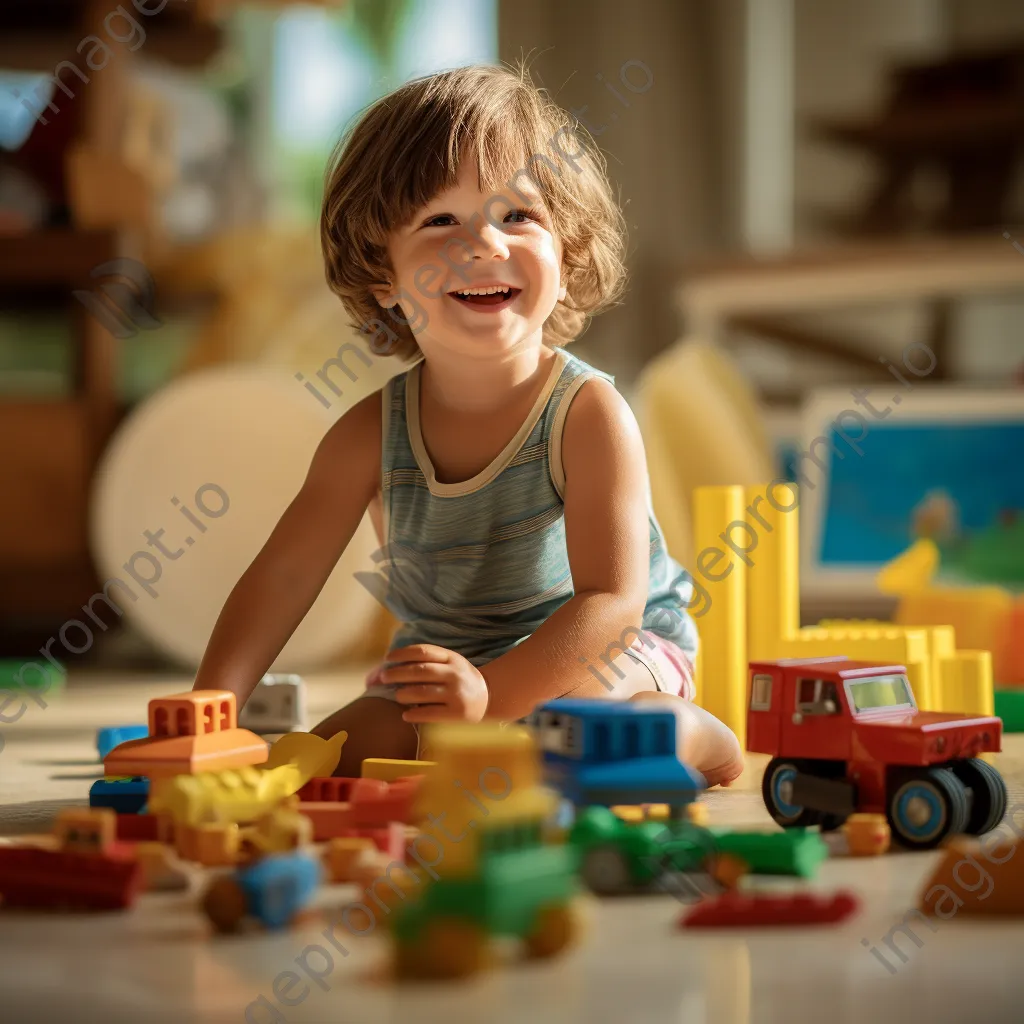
[373,159,567,362]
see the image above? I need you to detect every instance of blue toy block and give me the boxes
[89,777,150,814]
[526,698,706,810]
[235,852,321,929]
[96,725,148,761]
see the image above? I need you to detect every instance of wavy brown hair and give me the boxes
[320,62,628,360]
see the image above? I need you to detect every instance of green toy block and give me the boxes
[995,689,1024,733]
[0,660,66,700]
[709,827,829,878]
[392,844,579,944]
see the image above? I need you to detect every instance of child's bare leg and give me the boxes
[310,695,419,777]
[560,646,744,788]
[629,691,744,788]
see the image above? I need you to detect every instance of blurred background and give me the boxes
[0,0,1022,677]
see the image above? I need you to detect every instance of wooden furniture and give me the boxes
[810,43,1024,236]
[676,235,1024,405]
[0,1,227,630]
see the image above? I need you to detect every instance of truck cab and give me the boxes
[747,657,1006,849]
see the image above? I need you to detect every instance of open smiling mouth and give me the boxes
[447,286,522,310]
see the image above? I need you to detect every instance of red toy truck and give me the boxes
[746,657,1007,849]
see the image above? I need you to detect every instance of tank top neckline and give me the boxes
[405,347,569,497]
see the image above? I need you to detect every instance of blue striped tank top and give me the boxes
[372,347,698,665]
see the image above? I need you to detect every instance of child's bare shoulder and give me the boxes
[563,376,642,450]
[309,390,383,494]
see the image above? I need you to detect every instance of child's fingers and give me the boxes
[392,684,449,705]
[384,644,452,665]
[379,662,451,685]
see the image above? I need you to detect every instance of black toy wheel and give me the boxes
[951,758,1008,835]
[762,759,822,828]
[887,767,970,849]
[581,845,635,895]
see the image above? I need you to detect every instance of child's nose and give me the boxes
[462,221,509,261]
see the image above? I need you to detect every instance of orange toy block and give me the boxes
[347,776,423,827]
[175,822,240,866]
[103,691,268,779]
[323,837,379,883]
[920,834,1024,916]
[54,807,118,855]
[298,777,363,802]
[842,814,891,856]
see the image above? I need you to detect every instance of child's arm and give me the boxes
[480,377,652,721]
[191,392,382,705]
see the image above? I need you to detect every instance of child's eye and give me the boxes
[424,214,456,227]
[505,208,540,224]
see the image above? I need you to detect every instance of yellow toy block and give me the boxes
[415,723,555,880]
[744,483,799,661]
[937,650,994,717]
[693,486,748,748]
[361,758,438,783]
[779,626,934,710]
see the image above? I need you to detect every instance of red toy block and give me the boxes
[297,777,362,803]
[346,777,422,827]
[116,813,161,842]
[337,822,405,861]
[679,890,860,928]
[0,845,142,911]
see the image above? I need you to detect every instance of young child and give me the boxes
[192,65,742,784]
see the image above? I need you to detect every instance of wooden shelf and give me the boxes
[0,229,136,291]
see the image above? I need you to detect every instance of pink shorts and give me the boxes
[622,634,697,701]
[363,634,697,703]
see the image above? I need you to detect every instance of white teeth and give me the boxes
[453,286,512,297]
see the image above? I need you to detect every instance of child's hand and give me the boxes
[370,644,488,723]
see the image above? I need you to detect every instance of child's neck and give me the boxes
[419,342,557,414]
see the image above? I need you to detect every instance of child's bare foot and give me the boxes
[628,691,744,788]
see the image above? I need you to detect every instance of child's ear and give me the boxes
[371,282,396,309]
[557,279,567,303]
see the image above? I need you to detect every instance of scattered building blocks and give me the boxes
[747,657,1006,849]
[938,650,995,717]
[0,808,141,911]
[842,814,891,856]
[176,823,240,866]
[708,853,748,891]
[263,729,348,780]
[298,777,361,802]
[0,660,65,700]
[680,890,860,928]
[362,757,438,782]
[136,842,190,892]
[919,835,1024,917]
[96,725,149,761]
[116,813,161,843]
[238,673,307,734]
[238,805,314,862]
[710,828,828,878]
[322,837,379,883]
[103,691,268,779]
[90,777,150,814]
[569,806,717,896]
[391,723,583,979]
[202,851,321,933]
[744,482,800,664]
[693,485,748,742]
[995,689,1024,732]
[525,699,706,813]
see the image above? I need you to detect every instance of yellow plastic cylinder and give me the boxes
[693,486,748,749]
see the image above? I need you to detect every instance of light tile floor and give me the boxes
[1,670,1022,1024]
